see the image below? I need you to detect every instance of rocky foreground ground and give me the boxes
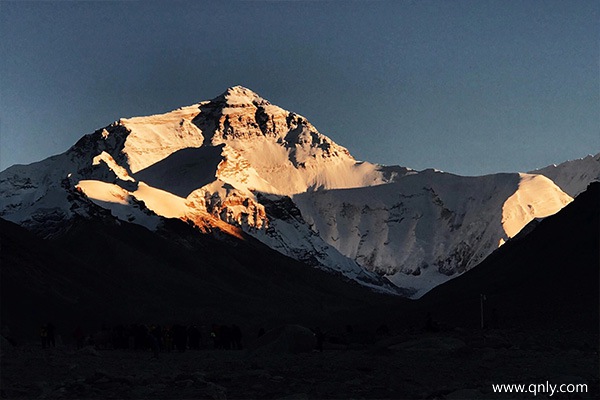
[1,328,598,400]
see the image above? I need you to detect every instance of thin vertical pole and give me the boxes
[480,294,485,329]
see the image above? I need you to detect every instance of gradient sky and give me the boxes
[1,1,598,175]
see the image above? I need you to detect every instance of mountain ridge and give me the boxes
[1,86,597,296]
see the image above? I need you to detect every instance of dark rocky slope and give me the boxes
[415,181,599,333]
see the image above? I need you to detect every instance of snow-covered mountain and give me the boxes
[529,153,600,198]
[294,171,574,297]
[0,86,592,297]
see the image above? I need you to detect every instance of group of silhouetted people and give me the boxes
[37,312,500,355]
[127,323,213,355]
[39,322,55,348]
[38,322,248,355]
[210,324,243,350]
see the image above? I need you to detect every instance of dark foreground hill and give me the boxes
[414,181,599,333]
[1,214,406,342]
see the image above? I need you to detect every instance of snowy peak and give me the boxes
[196,86,296,142]
[197,86,324,146]
[61,86,388,197]
[184,88,388,194]
[211,85,270,107]
[197,86,353,161]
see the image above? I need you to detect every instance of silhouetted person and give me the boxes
[148,326,160,359]
[314,327,324,352]
[220,325,232,349]
[40,325,48,349]
[376,324,390,336]
[490,308,499,329]
[73,326,85,349]
[153,325,163,351]
[424,313,439,332]
[133,324,148,350]
[112,324,127,349]
[211,324,220,348]
[172,324,187,352]
[164,326,173,352]
[188,325,200,350]
[258,327,265,338]
[47,323,56,347]
[231,324,242,350]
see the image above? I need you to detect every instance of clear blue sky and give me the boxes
[1,1,598,175]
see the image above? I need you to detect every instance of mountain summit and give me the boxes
[1,87,596,296]
[211,85,269,106]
